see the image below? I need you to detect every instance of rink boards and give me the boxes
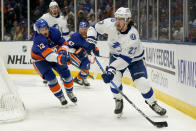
[0,41,196,120]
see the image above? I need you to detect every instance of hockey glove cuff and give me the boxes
[57,54,71,65]
[93,47,100,56]
[57,46,67,55]
[101,66,116,83]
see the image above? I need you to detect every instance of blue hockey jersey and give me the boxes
[31,27,67,60]
[67,32,92,54]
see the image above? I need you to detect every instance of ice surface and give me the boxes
[0,74,195,131]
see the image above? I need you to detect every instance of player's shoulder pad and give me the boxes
[130,26,139,34]
[49,27,61,36]
[97,18,115,25]
[68,32,82,43]
[33,33,48,44]
[129,26,139,40]
[41,13,50,19]
[71,32,80,38]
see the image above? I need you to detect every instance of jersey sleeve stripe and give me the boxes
[87,36,97,40]
[134,50,144,59]
[31,48,45,60]
[70,53,81,65]
[42,48,53,57]
[118,54,132,64]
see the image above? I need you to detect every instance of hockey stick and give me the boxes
[70,61,94,79]
[94,57,168,128]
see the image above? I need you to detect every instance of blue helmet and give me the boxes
[35,19,49,31]
[79,22,88,28]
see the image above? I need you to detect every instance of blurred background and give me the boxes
[0,0,195,43]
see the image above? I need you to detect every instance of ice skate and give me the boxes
[73,77,83,86]
[114,99,123,117]
[145,100,167,116]
[59,96,68,105]
[83,78,90,86]
[67,92,77,103]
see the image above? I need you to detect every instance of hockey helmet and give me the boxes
[114,7,132,19]
[79,22,88,28]
[49,1,59,8]
[35,19,49,31]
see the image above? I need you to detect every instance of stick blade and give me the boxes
[154,121,168,128]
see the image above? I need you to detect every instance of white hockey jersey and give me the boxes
[87,18,144,70]
[41,13,70,40]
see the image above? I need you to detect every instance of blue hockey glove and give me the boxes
[57,54,71,65]
[86,43,96,54]
[57,46,67,55]
[101,66,116,83]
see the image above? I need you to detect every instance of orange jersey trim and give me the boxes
[31,48,45,60]
[70,53,81,65]
[42,48,53,57]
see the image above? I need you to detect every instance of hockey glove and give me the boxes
[101,66,116,83]
[57,54,71,65]
[86,43,96,54]
[57,46,67,55]
[93,47,100,56]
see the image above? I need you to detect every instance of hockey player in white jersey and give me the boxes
[40,1,70,40]
[87,7,167,116]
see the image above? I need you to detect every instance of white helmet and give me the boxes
[49,1,58,8]
[114,7,132,19]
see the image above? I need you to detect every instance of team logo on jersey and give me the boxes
[68,41,75,46]
[112,42,122,52]
[111,18,115,22]
[130,34,136,40]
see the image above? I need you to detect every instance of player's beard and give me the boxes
[81,33,87,38]
[52,12,58,17]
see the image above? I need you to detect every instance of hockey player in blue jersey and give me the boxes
[31,19,77,105]
[68,22,99,86]
[87,7,167,116]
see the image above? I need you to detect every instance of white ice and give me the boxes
[0,74,195,131]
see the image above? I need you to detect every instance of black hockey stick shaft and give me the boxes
[70,61,94,79]
[115,87,167,128]
[94,57,167,128]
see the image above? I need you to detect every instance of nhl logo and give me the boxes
[22,45,27,52]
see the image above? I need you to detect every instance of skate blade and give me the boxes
[84,85,91,89]
[61,104,69,108]
[117,113,123,118]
